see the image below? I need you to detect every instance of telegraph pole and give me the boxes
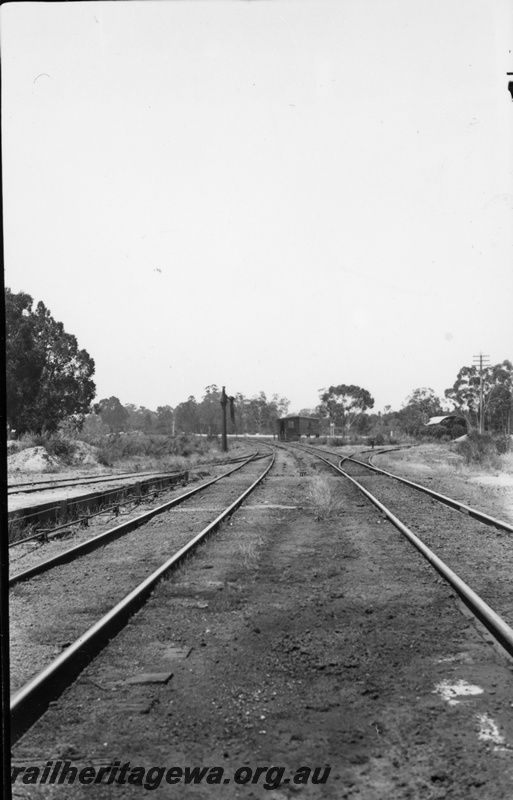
[472,353,490,433]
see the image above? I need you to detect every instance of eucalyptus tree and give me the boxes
[6,288,95,434]
[445,360,512,432]
[318,384,374,434]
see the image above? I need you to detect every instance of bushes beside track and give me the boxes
[84,432,221,468]
[9,430,227,471]
[454,431,512,468]
[13,431,79,465]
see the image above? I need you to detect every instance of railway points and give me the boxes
[9,442,513,798]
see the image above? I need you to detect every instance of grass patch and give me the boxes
[306,475,343,520]
[377,439,513,479]
[8,517,39,545]
[238,536,264,569]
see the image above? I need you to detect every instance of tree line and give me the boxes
[5,289,513,438]
[87,387,290,437]
[310,368,513,439]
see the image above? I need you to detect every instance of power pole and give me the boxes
[472,353,490,434]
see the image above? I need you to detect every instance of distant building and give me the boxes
[425,414,464,426]
[425,414,467,437]
[277,416,320,441]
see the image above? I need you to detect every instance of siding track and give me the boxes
[293,443,513,661]
[306,443,513,533]
[8,452,257,496]
[9,455,258,585]
[10,448,275,743]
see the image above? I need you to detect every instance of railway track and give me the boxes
[9,455,262,585]
[8,452,257,496]
[8,469,178,495]
[10,446,275,743]
[8,472,190,546]
[11,441,513,796]
[8,452,260,545]
[303,442,513,533]
[293,442,513,660]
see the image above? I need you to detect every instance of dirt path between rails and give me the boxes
[11,447,513,799]
[9,460,267,693]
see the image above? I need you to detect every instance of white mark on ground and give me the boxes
[476,713,506,746]
[434,680,483,706]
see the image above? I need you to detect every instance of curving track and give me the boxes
[304,442,513,533]
[288,442,513,660]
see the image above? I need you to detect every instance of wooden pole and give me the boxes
[220,386,228,452]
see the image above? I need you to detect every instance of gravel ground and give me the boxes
[341,460,513,626]
[10,445,513,799]
[9,458,268,693]
[8,465,235,578]
[8,471,192,518]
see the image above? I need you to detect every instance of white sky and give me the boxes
[2,0,513,414]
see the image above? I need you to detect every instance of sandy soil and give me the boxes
[8,443,101,473]
[373,444,513,525]
[10,445,513,799]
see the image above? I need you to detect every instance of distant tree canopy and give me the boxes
[83,388,291,438]
[396,387,444,437]
[297,408,317,417]
[174,396,200,435]
[234,391,290,435]
[318,384,374,431]
[172,388,290,436]
[199,385,223,435]
[445,360,512,432]
[155,405,174,435]
[95,396,129,433]
[6,288,96,434]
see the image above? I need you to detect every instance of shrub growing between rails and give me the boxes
[306,475,342,520]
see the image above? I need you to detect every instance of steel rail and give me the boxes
[9,455,257,586]
[9,456,263,547]
[8,472,190,547]
[8,471,190,529]
[296,442,513,535]
[9,481,176,549]
[314,451,513,659]
[9,491,157,548]
[341,454,513,534]
[10,450,275,743]
[7,469,178,495]
[8,452,258,495]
